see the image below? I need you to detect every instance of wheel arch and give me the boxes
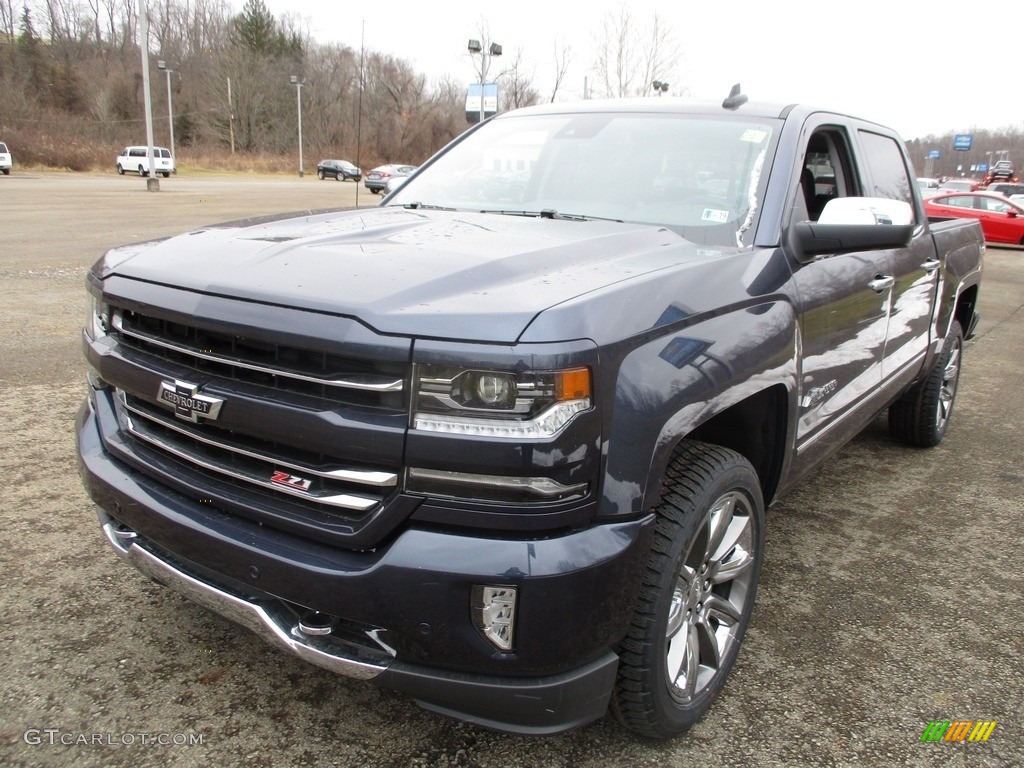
[954,282,980,340]
[645,384,789,514]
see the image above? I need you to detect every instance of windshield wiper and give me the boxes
[479,209,623,223]
[401,202,457,211]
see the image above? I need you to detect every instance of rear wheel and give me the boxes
[136,165,147,177]
[889,320,963,447]
[612,441,764,739]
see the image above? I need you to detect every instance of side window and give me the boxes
[980,196,1010,212]
[857,130,913,205]
[795,128,857,222]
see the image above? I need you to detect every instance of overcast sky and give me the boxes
[260,0,1018,142]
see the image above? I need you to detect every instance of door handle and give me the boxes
[868,276,895,292]
[921,259,941,272]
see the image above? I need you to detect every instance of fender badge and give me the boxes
[157,380,225,423]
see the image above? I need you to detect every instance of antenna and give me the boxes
[723,83,748,110]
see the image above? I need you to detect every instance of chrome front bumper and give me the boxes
[100,516,393,681]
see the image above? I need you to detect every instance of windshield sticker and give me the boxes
[740,129,769,144]
[701,208,730,224]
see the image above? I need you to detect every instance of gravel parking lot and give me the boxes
[1,172,1020,768]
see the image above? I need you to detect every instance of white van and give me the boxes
[116,146,175,177]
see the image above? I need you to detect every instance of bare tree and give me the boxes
[499,47,539,112]
[548,39,572,103]
[591,9,681,98]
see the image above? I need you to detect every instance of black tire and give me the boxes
[335,173,344,181]
[612,440,764,739]
[116,164,125,175]
[2,168,9,175]
[161,171,170,178]
[137,165,147,177]
[889,320,963,447]
[370,188,380,194]
[317,170,325,180]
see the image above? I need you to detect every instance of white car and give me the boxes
[116,145,175,177]
[916,177,940,197]
[0,141,11,175]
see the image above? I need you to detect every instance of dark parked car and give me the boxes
[982,161,1016,186]
[924,191,1024,245]
[316,159,361,181]
[364,164,416,194]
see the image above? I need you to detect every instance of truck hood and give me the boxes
[103,206,713,342]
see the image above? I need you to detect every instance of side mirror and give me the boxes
[1007,210,1018,218]
[786,197,915,263]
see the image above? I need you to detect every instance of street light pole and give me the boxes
[157,60,175,166]
[290,75,304,177]
[467,39,501,124]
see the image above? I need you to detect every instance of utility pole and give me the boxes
[138,0,159,191]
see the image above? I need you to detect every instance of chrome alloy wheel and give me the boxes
[936,337,961,433]
[664,490,755,702]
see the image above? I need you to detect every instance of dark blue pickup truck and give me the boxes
[76,91,983,738]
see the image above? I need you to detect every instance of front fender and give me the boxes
[599,301,798,518]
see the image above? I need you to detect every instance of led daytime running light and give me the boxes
[414,398,589,438]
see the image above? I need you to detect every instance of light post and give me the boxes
[468,39,501,124]
[157,60,175,166]
[290,75,304,177]
[652,80,669,96]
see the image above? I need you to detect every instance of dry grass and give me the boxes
[2,127,358,176]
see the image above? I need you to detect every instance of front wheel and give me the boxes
[335,173,344,181]
[889,320,963,447]
[317,170,325,180]
[612,441,764,739]
[116,164,125,175]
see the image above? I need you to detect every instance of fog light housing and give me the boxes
[473,585,517,651]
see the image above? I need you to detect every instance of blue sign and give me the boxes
[977,163,988,172]
[928,149,941,159]
[953,134,973,151]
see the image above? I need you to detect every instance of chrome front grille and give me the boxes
[112,310,404,406]
[116,392,397,515]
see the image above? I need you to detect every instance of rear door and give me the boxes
[855,129,939,384]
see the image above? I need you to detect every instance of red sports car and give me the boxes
[923,192,1024,246]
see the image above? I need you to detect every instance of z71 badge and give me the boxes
[157,380,225,423]
[271,470,313,492]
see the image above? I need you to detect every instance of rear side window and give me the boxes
[0,142,8,153]
[858,130,913,204]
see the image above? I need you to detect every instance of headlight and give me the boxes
[85,289,110,341]
[413,365,591,438]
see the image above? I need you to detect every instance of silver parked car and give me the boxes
[364,164,417,194]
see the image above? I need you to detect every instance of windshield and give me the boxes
[386,111,776,246]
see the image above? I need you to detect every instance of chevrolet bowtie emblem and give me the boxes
[157,380,225,423]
